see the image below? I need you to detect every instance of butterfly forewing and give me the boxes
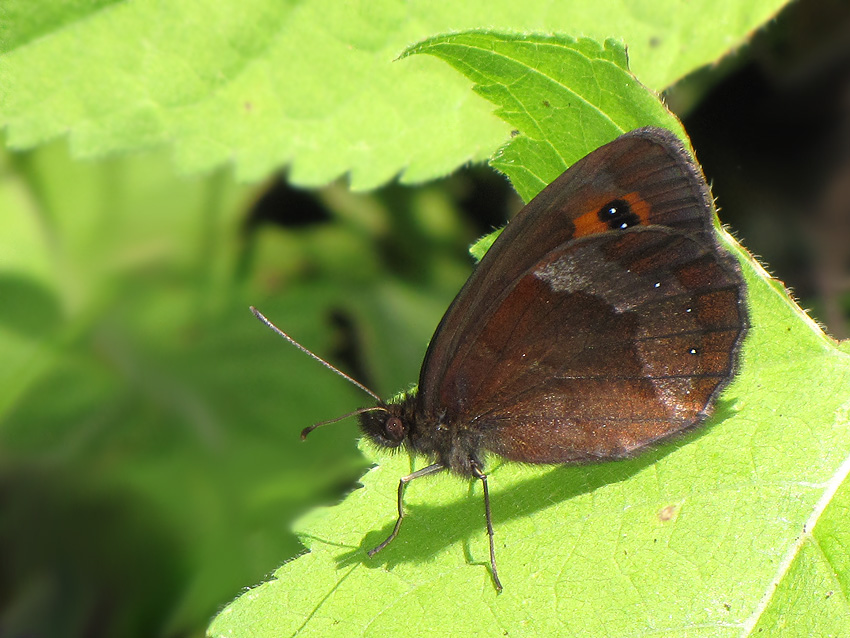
[415,128,747,461]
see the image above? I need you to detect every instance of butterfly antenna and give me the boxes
[300,406,388,439]
[249,306,383,403]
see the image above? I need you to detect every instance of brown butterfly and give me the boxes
[253,126,748,591]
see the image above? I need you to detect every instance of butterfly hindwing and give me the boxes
[453,228,745,462]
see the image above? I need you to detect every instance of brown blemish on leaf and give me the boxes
[658,504,678,521]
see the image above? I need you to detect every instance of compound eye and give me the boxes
[385,416,406,442]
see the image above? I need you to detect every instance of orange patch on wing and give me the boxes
[571,191,653,238]
[623,192,652,224]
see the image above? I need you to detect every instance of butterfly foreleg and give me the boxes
[367,462,444,557]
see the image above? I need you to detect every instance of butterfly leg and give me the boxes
[367,463,444,557]
[471,462,503,592]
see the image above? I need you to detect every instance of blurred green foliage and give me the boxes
[0,139,493,635]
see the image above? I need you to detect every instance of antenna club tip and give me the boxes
[300,426,314,440]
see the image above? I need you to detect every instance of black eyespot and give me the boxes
[385,416,406,442]
[597,199,640,230]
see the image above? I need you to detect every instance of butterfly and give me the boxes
[253,126,748,591]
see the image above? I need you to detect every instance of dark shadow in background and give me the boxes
[0,467,185,638]
[674,0,850,337]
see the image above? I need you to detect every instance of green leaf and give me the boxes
[404,31,686,204]
[0,142,389,634]
[1,0,791,189]
[208,32,850,637]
